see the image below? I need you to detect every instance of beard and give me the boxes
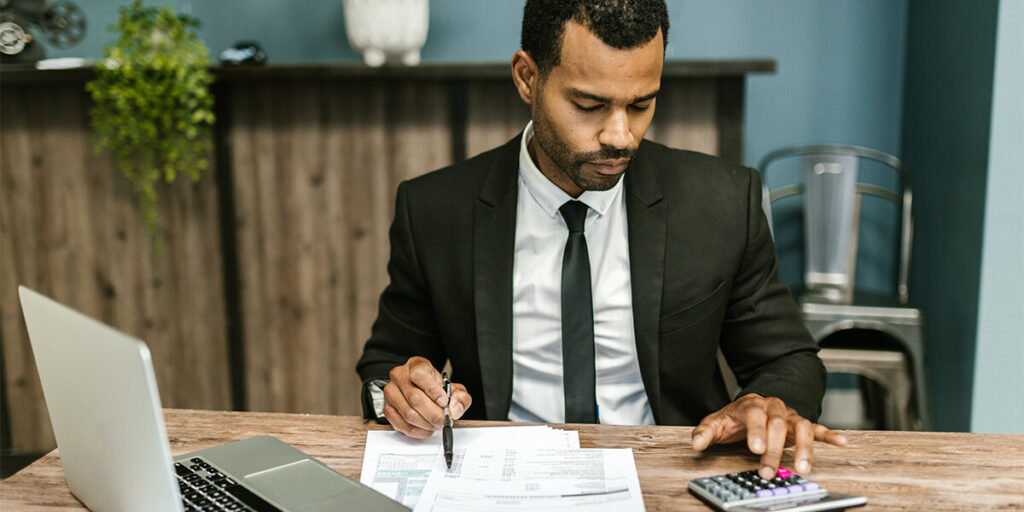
[531,98,636,192]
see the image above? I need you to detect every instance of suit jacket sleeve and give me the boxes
[719,168,826,421]
[355,182,447,418]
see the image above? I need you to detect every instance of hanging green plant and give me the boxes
[86,0,215,249]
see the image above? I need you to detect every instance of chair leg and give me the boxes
[819,348,915,431]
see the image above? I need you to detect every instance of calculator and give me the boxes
[687,466,867,511]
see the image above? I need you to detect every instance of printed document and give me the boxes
[413,448,645,512]
[360,426,579,508]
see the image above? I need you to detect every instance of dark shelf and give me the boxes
[1,59,775,85]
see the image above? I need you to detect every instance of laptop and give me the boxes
[18,286,406,512]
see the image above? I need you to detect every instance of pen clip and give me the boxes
[442,372,451,406]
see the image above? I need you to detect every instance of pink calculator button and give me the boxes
[776,467,794,479]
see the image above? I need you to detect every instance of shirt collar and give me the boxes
[518,121,623,219]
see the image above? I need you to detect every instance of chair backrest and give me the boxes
[759,144,913,304]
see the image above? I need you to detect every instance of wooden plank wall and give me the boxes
[0,72,743,453]
[228,79,452,415]
[0,84,231,452]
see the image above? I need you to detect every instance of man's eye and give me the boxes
[574,103,602,112]
[630,103,652,111]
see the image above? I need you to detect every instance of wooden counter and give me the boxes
[1,60,773,452]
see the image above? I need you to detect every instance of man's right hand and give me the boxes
[383,356,473,439]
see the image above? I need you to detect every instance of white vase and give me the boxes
[343,0,429,67]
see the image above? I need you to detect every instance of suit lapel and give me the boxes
[625,141,666,423]
[474,136,520,420]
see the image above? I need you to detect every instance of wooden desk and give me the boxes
[1,409,1022,511]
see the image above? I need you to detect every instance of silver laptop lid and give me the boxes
[19,286,181,512]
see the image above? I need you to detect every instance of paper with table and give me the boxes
[414,447,644,512]
[361,426,579,508]
[361,426,645,511]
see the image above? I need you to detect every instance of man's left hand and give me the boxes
[691,393,847,480]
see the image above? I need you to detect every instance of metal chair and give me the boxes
[759,144,927,430]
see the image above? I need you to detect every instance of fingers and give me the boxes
[383,401,434,439]
[790,416,814,475]
[406,358,447,407]
[382,383,436,439]
[450,383,472,419]
[814,423,848,447]
[383,357,475,438]
[385,358,445,435]
[691,415,720,452]
[757,398,789,479]
[742,399,768,455]
[705,394,847,480]
[692,402,748,452]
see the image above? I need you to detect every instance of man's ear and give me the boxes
[511,50,540,105]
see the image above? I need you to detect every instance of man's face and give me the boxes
[529,21,664,197]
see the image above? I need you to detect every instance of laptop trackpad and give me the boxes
[245,459,358,510]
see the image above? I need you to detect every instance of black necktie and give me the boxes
[559,200,598,424]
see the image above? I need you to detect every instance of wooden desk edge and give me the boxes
[2,408,1022,511]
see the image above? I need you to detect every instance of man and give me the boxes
[357,0,846,480]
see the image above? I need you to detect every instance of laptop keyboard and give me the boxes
[175,457,281,512]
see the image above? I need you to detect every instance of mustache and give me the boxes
[577,147,636,162]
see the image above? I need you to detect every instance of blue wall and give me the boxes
[971,0,1024,435]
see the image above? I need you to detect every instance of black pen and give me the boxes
[442,372,453,468]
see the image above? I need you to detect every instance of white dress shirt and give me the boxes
[508,122,655,425]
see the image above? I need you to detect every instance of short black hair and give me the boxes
[521,0,669,75]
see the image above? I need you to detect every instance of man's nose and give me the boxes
[598,109,634,149]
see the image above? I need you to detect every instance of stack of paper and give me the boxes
[360,426,645,511]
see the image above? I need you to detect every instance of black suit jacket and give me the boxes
[356,135,825,425]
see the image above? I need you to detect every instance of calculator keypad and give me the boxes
[691,467,820,503]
